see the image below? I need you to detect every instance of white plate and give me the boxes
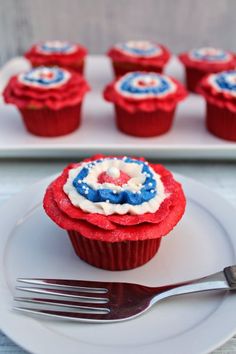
[0,55,235,159]
[0,172,236,354]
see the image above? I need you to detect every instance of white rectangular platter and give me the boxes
[0,55,235,159]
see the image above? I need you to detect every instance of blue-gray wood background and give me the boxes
[0,0,235,64]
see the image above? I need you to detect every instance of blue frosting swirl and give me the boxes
[191,48,229,62]
[72,158,157,205]
[22,67,67,87]
[39,41,75,54]
[118,41,160,57]
[212,70,236,92]
[118,72,173,97]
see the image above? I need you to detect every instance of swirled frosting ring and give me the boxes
[208,70,236,96]
[189,47,231,62]
[116,41,162,57]
[36,41,78,55]
[18,67,71,89]
[115,72,177,99]
[63,157,168,215]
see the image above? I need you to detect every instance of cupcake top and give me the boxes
[25,40,87,67]
[107,40,170,67]
[63,156,166,215]
[197,70,236,111]
[104,72,187,112]
[35,41,79,55]
[179,47,236,71]
[43,155,186,242]
[3,66,90,110]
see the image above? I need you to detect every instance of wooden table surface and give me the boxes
[0,159,235,353]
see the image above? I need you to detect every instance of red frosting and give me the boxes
[179,51,236,72]
[3,70,90,110]
[25,44,87,68]
[103,74,187,113]
[43,155,186,243]
[107,44,170,67]
[197,73,236,112]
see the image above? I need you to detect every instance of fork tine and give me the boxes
[16,286,109,303]
[17,278,108,293]
[14,296,110,312]
[13,307,113,322]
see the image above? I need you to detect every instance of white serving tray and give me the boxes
[0,55,235,159]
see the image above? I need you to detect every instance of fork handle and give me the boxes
[152,267,233,304]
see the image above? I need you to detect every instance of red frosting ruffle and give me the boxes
[43,155,186,243]
[197,74,236,112]
[25,44,87,67]
[104,75,187,113]
[107,44,170,67]
[3,70,90,110]
[179,52,236,72]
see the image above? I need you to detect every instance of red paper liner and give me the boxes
[19,103,82,137]
[31,60,85,75]
[112,61,163,77]
[115,105,175,137]
[68,230,162,270]
[184,67,210,93]
[206,102,236,141]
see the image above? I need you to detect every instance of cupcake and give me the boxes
[179,47,236,93]
[197,70,236,141]
[43,155,186,271]
[107,40,171,77]
[3,66,90,137]
[104,72,187,137]
[25,40,87,74]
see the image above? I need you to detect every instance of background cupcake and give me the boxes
[179,47,236,93]
[25,40,87,74]
[3,66,90,137]
[104,71,187,137]
[197,70,236,141]
[43,155,186,271]
[107,40,171,77]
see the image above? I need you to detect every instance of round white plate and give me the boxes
[0,173,236,354]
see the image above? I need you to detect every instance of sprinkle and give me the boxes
[106,199,110,203]
[146,173,151,178]
[82,185,86,189]
[151,189,155,193]
[78,180,82,184]
[84,190,89,194]
[113,190,117,194]
[148,182,152,186]
[137,191,141,194]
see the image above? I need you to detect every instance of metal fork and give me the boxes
[14,265,236,323]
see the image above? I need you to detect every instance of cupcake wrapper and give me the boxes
[68,230,162,270]
[185,67,207,93]
[206,102,236,141]
[115,105,175,137]
[112,61,163,77]
[19,103,82,137]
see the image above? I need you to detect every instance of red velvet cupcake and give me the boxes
[197,70,236,141]
[179,47,236,93]
[25,41,87,74]
[107,40,171,77]
[104,72,187,137]
[3,66,90,137]
[43,155,186,271]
